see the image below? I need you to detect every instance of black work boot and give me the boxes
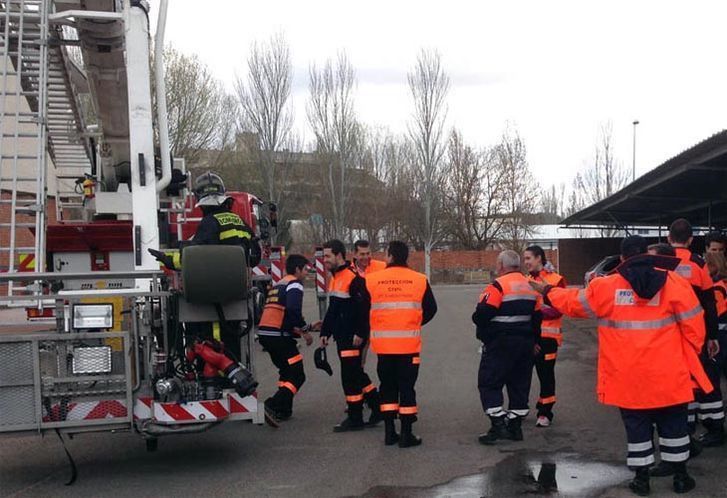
[263,399,280,429]
[478,416,509,445]
[672,463,696,494]
[697,421,725,447]
[367,409,383,427]
[333,406,366,432]
[333,417,365,432]
[365,393,383,427]
[650,461,675,477]
[688,435,703,458]
[398,418,422,448]
[506,416,524,441]
[629,468,651,496]
[384,418,399,446]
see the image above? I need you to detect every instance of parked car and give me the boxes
[584,255,621,286]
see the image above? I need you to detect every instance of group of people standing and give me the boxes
[256,220,726,496]
[476,219,725,496]
[258,239,436,448]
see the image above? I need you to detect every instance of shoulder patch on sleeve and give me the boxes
[676,264,693,280]
[287,282,304,292]
[690,253,706,268]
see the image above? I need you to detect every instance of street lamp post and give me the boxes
[632,120,639,182]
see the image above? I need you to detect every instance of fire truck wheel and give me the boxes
[146,438,158,452]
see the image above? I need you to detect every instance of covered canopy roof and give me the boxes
[564,130,727,228]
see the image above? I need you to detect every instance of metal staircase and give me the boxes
[0,0,94,295]
[46,24,94,223]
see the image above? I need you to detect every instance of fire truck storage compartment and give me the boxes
[47,222,135,290]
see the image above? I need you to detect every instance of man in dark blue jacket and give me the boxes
[258,254,320,426]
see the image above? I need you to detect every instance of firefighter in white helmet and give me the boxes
[151,172,260,269]
[190,172,259,264]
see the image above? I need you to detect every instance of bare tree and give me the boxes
[363,125,393,183]
[234,34,295,242]
[540,183,567,221]
[496,127,539,251]
[163,45,236,167]
[407,49,450,278]
[372,134,419,245]
[567,122,629,234]
[442,130,506,249]
[307,53,359,239]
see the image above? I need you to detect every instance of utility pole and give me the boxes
[632,120,639,182]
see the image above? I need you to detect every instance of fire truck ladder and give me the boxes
[0,0,93,295]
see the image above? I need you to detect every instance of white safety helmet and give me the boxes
[193,172,230,207]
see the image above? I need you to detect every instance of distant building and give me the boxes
[526,224,664,249]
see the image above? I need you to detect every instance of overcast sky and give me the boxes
[159,0,727,190]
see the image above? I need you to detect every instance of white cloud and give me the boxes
[158,0,727,188]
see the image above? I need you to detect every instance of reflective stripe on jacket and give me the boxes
[367,266,428,354]
[478,272,543,337]
[258,275,305,336]
[212,212,252,243]
[328,265,357,299]
[529,269,565,344]
[321,263,366,340]
[193,209,253,247]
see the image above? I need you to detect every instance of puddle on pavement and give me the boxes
[358,451,631,497]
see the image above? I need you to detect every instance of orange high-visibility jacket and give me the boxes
[259,275,300,333]
[528,269,566,344]
[367,259,387,274]
[366,266,428,354]
[354,258,387,277]
[321,263,367,341]
[475,271,543,339]
[547,260,711,409]
[674,247,713,290]
[674,247,719,340]
[328,264,357,298]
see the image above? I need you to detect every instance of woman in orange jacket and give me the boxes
[524,245,566,427]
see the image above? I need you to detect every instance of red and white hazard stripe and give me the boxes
[226,391,262,423]
[134,396,153,420]
[43,399,128,422]
[315,246,327,296]
[252,265,267,277]
[228,392,258,414]
[270,246,284,284]
[153,399,230,424]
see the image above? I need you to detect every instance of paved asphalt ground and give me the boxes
[2,284,727,497]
